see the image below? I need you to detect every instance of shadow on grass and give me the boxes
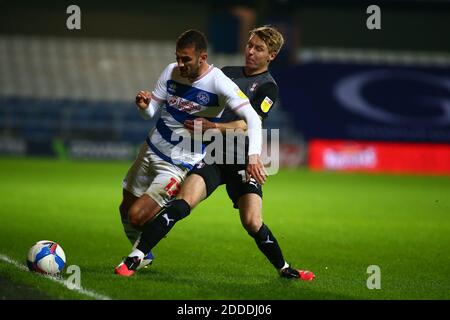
[78,262,357,300]
[0,274,53,300]
[130,269,357,300]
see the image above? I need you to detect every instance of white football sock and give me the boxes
[128,249,145,260]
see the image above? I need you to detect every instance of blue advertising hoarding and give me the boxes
[272,62,450,143]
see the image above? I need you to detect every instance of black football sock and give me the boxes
[249,223,286,270]
[136,199,191,254]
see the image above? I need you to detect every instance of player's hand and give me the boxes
[184,118,217,133]
[135,90,151,110]
[246,154,267,185]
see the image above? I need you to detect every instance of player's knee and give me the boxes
[128,206,148,228]
[120,190,138,220]
[242,217,262,234]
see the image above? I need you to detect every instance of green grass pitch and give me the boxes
[0,157,449,300]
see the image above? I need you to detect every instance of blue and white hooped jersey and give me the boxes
[147,63,251,170]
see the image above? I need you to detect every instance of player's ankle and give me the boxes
[128,249,145,260]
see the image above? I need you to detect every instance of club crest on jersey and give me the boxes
[196,92,210,105]
[261,96,274,113]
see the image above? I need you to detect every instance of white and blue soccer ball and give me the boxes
[26,240,66,275]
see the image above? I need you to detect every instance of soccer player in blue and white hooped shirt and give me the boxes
[116,26,315,280]
[117,30,266,274]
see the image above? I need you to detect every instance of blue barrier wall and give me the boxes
[272,62,450,143]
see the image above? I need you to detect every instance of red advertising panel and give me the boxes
[309,140,450,175]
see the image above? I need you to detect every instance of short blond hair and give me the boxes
[249,25,284,55]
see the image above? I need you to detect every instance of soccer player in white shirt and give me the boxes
[116,29,266,275]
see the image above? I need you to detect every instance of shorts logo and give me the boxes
[248,178,259,188]
[195,161,206,169]
[196,92,210,105]
[261,96,273,113]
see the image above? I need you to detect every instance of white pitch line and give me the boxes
[0,253,112,300]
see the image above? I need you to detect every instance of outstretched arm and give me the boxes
[215,72,266,184]
[135,90,162,120]
[233,105,266,185]
[184,108,261,157]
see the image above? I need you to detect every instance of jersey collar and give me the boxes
[242,67,269,78]
[191,64,214,83]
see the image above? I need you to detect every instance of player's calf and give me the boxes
[114,199,191,276]
[128,195,161,228]
[248,223,286,270]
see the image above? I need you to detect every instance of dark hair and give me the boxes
[176,29,208,52]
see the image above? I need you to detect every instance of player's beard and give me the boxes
[184,59,201,80]
[179,67,189,77]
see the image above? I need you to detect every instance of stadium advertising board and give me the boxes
[309,139,450,175]
[273,61,450,174]
[273,62,450,143]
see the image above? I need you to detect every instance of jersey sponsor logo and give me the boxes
[196,91,210,105]
[168,94,202,113]
[261,96,273,113]
[166,80,219,107]
[236,89,248,100]
[178,98,202,112]
[168,95,178,105]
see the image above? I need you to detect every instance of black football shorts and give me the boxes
[188,161,263,209]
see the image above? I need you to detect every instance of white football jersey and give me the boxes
[147,63,251,169]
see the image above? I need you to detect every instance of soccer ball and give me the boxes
[26,240,66,275]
